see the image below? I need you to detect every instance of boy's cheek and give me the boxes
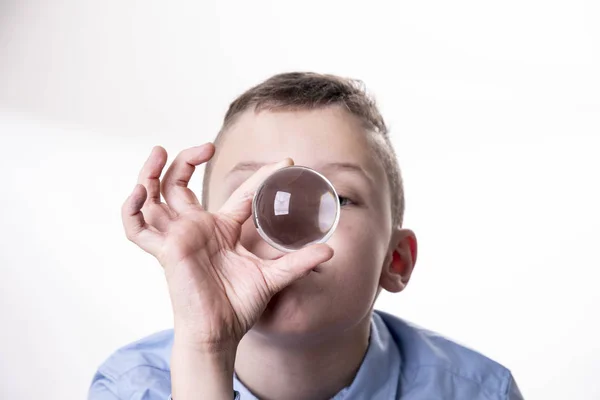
[327,229,383,273]
[327,220,388,283]
[331,216,382,253]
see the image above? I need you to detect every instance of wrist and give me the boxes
[173,333,238,363]
[173,324,240,355]
[173,315,241,353]
[171,339,237,400]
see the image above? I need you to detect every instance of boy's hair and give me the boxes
[202,72,405,228]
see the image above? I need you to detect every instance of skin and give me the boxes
[122,105,418,400]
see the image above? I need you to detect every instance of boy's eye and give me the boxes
[337,195,354,207]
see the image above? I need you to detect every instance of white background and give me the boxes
[0,1,599,399]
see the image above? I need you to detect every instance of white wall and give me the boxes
[1,1,598,399]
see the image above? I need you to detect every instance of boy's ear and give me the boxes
[380,228,418,293]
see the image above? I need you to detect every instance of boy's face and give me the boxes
[207,106,406,338]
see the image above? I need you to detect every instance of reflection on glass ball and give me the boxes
[252,166,340,252]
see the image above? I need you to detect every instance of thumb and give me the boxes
[263,244,334,293]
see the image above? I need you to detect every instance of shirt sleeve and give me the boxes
[88,369,119,399]
[505,372,524,400]
[88,365,172,400]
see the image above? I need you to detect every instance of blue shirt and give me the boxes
[89,310,523,399]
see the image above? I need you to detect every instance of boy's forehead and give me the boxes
[213,107,380,175]
[205,106,392,213]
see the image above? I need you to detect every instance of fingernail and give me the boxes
[278,157,294,166]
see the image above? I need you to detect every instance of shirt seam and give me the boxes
[97,382,119,399]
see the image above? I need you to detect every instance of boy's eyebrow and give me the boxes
[227,161,374,185]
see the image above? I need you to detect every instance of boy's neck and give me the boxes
[233,312,372,400]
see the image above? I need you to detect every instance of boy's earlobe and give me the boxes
[380,229,418,293]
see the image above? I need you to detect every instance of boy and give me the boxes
[89,72,523,399]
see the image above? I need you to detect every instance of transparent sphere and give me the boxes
[252,166,340,252]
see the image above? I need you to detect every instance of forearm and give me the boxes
[170,336,237,400]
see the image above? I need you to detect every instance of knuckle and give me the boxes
[176,149,191,162]
[123,225,140,242]
[259,163,274,173]
[124,230,135,241]
[241,189,254,200]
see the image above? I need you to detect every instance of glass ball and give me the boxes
[252,166,340,252]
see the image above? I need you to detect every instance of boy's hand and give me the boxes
[121,144,334,352]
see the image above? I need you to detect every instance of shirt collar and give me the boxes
[233,312,401,399]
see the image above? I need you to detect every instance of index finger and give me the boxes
[161,143,215,213]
